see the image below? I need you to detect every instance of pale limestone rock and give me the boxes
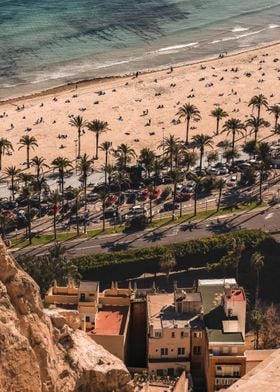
[0,241,132,392]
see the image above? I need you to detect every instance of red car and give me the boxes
[48,202,61,215]
[149,186,161,200]
[107,194,118,206]
[138,188,149,201]
[175,193,191,202]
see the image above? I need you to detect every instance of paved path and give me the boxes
[12,205,280,259]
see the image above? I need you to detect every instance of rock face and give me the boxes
[0,241,133,392]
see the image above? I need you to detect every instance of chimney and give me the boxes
[111,281,115,289]
[152,281,156,292]
[173,280,178,290]
[115,281,118,290]
[128,280,132,291]
[134,281,137,291]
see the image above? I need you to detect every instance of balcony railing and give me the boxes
[148,356,190,363]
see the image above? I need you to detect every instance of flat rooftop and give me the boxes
[147,293,195,329]
[198,279,244,344]
[79,281,99,293]
[93,306,128,336]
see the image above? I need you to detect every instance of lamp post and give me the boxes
[74,139,78,174]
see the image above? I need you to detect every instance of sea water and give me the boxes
[0,0,280,99]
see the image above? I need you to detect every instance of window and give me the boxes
[155,331,162,338]
[157,369,164,376]
[171,332,175,338]
[85,316,90,322]
[193,346,201,355]
[177,347,185,355]
[223,347,229,354]
[194,331,202,338]
[231,347,238,353]
[160,348,168,356]
[181,331,188,338]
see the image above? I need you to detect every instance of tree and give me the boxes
[159,251,176,281]
[256,142,271,202]
[169,169,183,219]
[251,308,263,349]
[207,151,219,167]
[72,187,82,236]
[245,116,270,143]
[250,251,264,305]
[210,106,228,135]
[182,150,198,171]
[222,148,240,164]
[113,143,136,172]
[260,304,280,349]
[20,185,35,245]
[219,238,245,281]
[18,135,38,168]
[243,140,257,159]
[100,141,112,185]
[248,94,269,122]
[31,176,49,216]
[52,157,73,209]
[192,134,214,172]
[31,156,49,181]
[221,118,245,162]
[138,148,156,178]
[186,172,203,216]
[98,189,109,231]
[69,115,87,158]
[0,138,13,170]
[87,119,109,160]
[268,104,280,130]
[177,103,201,144]
[49,191,62,240]
[17,242,80,295]
[4,166,21,200]
[159,134,182,171]
[77,153,94,212]
[18,172,34,188]
[215,178,226,212]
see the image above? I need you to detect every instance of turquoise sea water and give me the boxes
[0,0,280,99]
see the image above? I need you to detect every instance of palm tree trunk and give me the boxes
[53,211,57,240]
[275,116,278,131]
[149,198,153,223]
[170,151,173,171]
[0,151,2,170]
[27,146,30,168]
[27,200,32,245]
[199,149,203,172]
[172,183,177,220]
[96,134,99,160]
[194,189,197,216]
[105,151,108,185]
[102,202,105,231]
[78,128,81,158]
[76,196,80,236]
[254,127,258,143]
[84,176,87,234]
[259,171,263,203]
[11,177,15,201]
[216,118,219,135]
[186,118,190,145]
[217,188,222,212]
[61,171,64,209]
[256,269,260,305]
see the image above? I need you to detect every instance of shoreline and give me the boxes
[1,39,280,105]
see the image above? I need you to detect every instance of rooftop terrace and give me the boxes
[92,306,128,336]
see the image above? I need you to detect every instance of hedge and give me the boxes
[74,229,268,282]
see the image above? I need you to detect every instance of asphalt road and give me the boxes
[12,204,280,259]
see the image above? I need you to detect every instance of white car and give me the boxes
[227,175,237,187]
[131,205,148,214]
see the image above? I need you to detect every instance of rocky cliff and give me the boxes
[0,241,133,392]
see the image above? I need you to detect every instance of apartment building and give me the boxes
[198,279,246,392]
[146,289,202,377]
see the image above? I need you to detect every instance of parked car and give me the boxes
[149,186,161,200]
[138,189,149,201]
[175,193,191,202]
[118,193,127,205]
[163,202,179,211]
[207,167,220,176]
[227,175,238,187]
[107,194,118,206]
[131,205,148,215]
[218,166,229,175]
[87,192,99,202]
[69,215,88,225]
[0,200,18,210]
[127,192,138,204]
[103,208,119,219]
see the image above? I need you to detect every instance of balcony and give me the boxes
[148,356,190,363]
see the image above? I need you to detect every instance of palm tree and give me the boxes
[251,308,263,349]
[256,142,271,202]
[192,134,214,172]
[169,169,183,219]
[49,191,62,241]
[4,166,21,200]
[20,185,35,245]
[177,103,201,144]
[210,107,228,135]
[159,134,182,171]
[215,178,226,212]
[207,151,219,167]
[187,172,203,216]
[98,189,110,231]
[32,176,49,216]
[31,156,49,181]
[251,251,264,305]
[18,172,34,188]
[105,163,116,186]
[87,119,110,159]
[243,140,257,159]
[222,148,240,164]
[18,135,38,168]
[100,141,112,185]
[72,187,82,236]
[114,143,136,172]
[248,94,269,122]
[245,116,270,143]
[0,138,13,170]
[182,150,198,171]
[52,157,73,208]
[221,118,245,162]
[69,115,87,158]
[159,251,176,283]
[268,104,280,130]
[77,153,94,212]
[138,148,156,178]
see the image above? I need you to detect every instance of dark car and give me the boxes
[69,215,88,225]
[0,200,18,210]
[163,202,180,211]
[103,208,119,219]
[118,193,127,205]
[127,192,137,204]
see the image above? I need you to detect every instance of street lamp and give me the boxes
[113,212,117,232]
[74,139,78,173]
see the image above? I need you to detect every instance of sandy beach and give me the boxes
[1,42,280,172]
